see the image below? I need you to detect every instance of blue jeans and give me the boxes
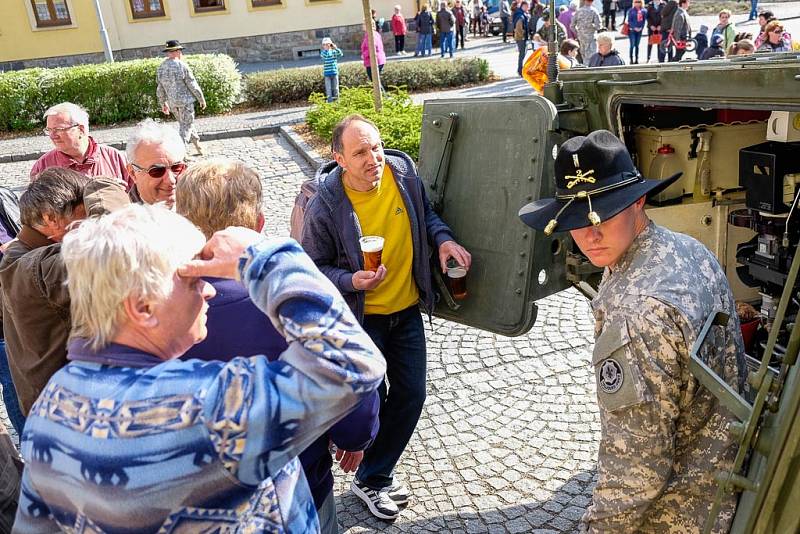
[324,74,339,103]
[749,0,758,19]
[416,33,433,55]
[317,489,338,534]
[517,39,528,76]
[629,31,642,63]
[501,16,510,41]
[440,30,454,57]
[356,306,427,489]
[0,340,24,435]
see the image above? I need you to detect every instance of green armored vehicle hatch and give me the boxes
[417,55,800,533]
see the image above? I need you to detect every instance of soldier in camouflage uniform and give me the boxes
[157,40,207,155]
[519,130,745,533]
[570,0,602,61]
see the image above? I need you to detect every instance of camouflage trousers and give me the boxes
[171,105,199,145]
[577,33,597,63]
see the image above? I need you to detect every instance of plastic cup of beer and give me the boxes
[360,236,384,272]
[446,264,468,300]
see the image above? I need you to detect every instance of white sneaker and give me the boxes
[351,478,399,520]
[384,478,410,505]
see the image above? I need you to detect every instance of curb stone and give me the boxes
[278,124,326,170]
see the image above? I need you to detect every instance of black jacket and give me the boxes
[588,49,625,67]
[660,0,677,31]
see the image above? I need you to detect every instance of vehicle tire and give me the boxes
[492,28,500,36]
[685,38,697,52]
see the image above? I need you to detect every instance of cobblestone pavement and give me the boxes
[0,134,600,533]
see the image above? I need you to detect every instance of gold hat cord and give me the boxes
[544,174,641,236]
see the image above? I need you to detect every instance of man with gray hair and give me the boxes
[0,168,128,415]
[30,102,131,189]
[126,118,187,209]
[13,204,385,533]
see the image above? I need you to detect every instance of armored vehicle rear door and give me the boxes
[417,96,570,336]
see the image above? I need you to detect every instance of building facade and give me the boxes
[1,0,418,71]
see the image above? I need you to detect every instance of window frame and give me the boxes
[251,0,281,7]
[29,0,72,28]
[191,0,226,13]
[129,0,167,19]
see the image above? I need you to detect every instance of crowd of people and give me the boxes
[0,97,473,531]
[510,0,796,81]
[375,0,796,77]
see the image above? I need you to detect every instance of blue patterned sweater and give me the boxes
[13,238,386,533]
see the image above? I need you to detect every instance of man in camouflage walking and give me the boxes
[157,40,206,155]
[519,130,745,533]
[570,0,602,62]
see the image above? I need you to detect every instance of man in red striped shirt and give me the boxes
[30,102,132,190]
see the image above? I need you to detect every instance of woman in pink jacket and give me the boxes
[361,25,387,85]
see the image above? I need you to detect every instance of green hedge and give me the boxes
[0,54,241,131]
[306,86,423,161]
[245,57,490,107]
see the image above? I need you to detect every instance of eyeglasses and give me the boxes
[770,29,783,34]
[130,161,187,179]
[43,124,79,136]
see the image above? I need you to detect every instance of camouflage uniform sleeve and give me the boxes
[584,298,690,533]
[182,62,206,107]
[156,65,167,107]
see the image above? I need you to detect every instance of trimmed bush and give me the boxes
[0,54,241,131]
[245,57,490,107]
[306,87,423,161]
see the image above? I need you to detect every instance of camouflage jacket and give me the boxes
[583,221,745,534]
[570,6,601,35]
[156,58,206,108]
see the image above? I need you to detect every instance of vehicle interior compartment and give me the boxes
[616,103,799,382]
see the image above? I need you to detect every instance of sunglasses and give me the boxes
[131,161,187,179]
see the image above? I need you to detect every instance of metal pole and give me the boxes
[361,0,383,112]
[542,0,563,104]
[92,0,114,63]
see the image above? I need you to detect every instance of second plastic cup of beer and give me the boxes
[447,265,468,300]
[360,236,384,272]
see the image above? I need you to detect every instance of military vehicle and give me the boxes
[417,52,800,533]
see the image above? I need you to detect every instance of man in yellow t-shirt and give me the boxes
[302,114,471,521]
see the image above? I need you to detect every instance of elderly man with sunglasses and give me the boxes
[126,119,187,209]
[30,102,132,190]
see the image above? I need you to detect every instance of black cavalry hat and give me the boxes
[163,40,185,52]
[518,130,681,235]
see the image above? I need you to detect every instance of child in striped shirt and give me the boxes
[320,37,344,103]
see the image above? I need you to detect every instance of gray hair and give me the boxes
[125,118,186,164]
[21,167,89,227]
[596,32,614,47]
[61,203,206,351]
[331,114,380,154]
[44,102,90,132]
